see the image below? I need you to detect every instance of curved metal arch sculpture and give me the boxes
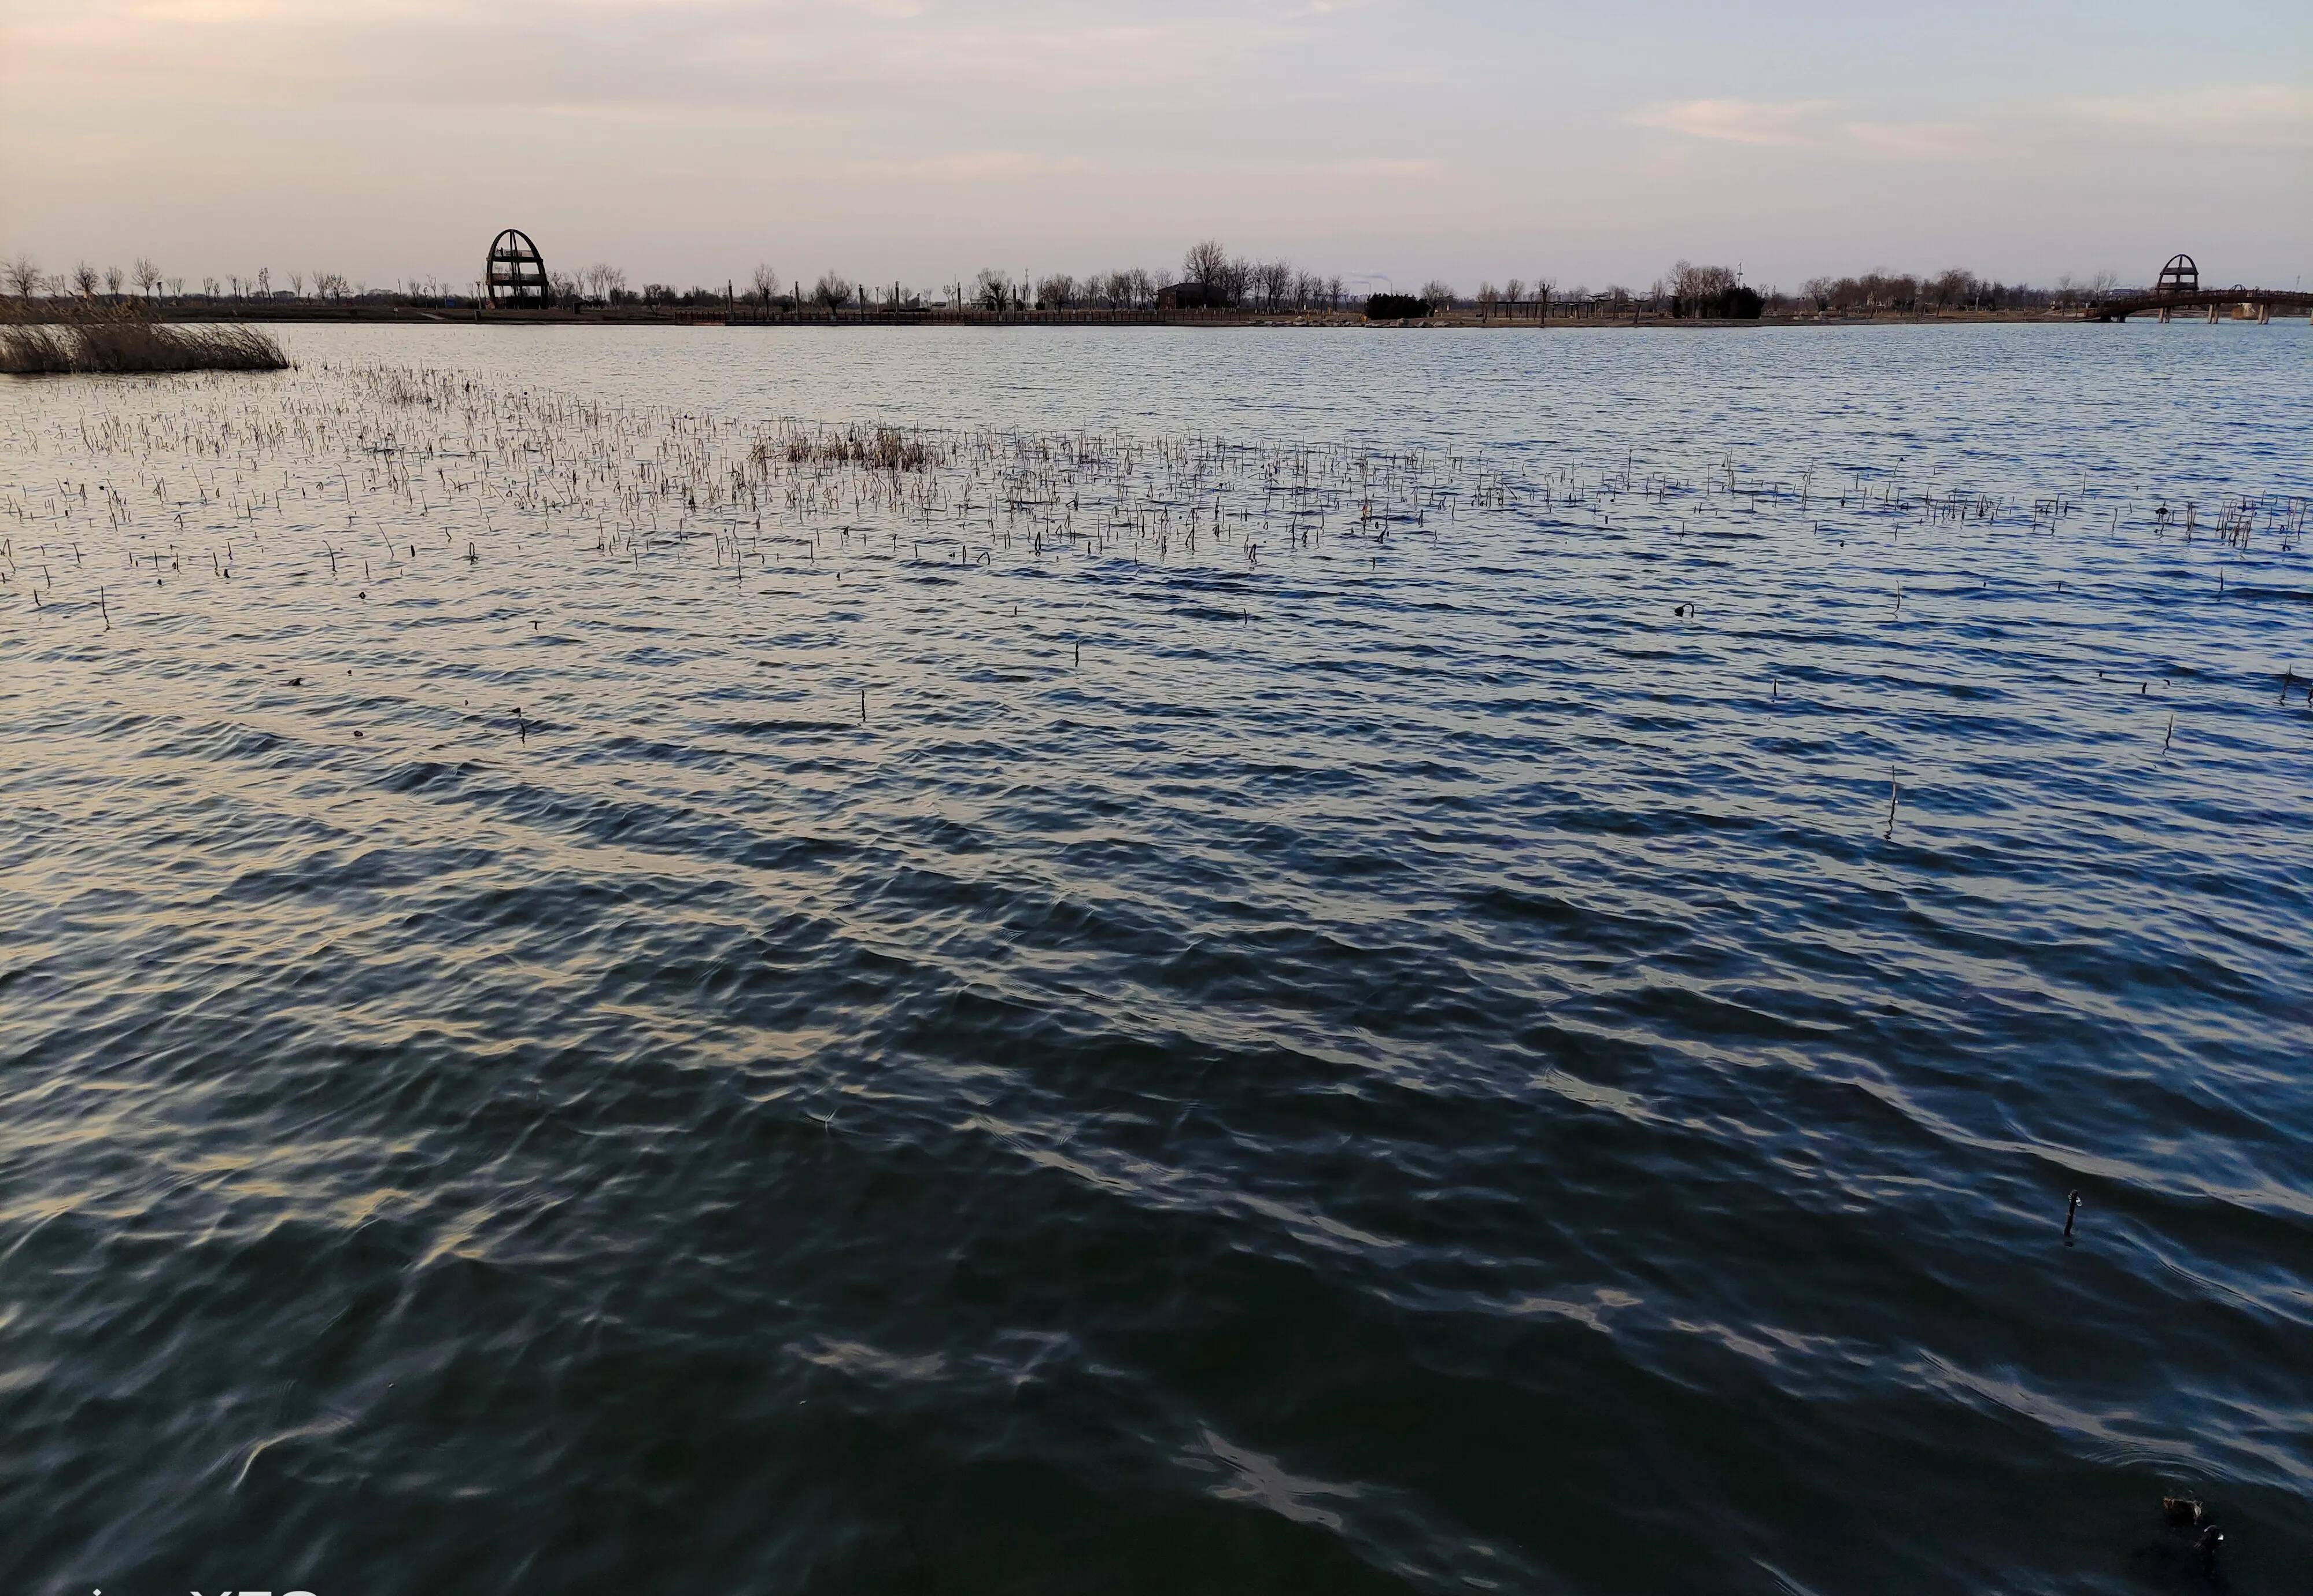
[2156,254,2198,294]
[485,228,553,308]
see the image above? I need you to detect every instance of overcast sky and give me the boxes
[2,0,2305,295]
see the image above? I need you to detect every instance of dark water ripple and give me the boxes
[3,324,2311,1595]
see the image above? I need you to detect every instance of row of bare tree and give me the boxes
[6,254,362,303]
[5,245,2132,317]
[1794,268,2107,314]
[1176,242,1353,311]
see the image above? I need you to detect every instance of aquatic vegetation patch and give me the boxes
[1,301,287,375]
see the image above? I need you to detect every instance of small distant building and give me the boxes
[1157,282,1226,310]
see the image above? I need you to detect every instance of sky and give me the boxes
[1,0,2306,297]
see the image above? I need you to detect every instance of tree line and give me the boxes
[3,243,2129,317]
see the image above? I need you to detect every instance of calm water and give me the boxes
[3,323,2310,1595]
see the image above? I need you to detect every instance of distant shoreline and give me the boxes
[117,304,2211,330]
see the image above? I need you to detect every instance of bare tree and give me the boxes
[1327,274,1344,311]
[1666,261,1737,308]
[811,270,852,313]
[8,254,41,299]
[102,264,124,297]
[1503,278,1525,315]
[73,261,101,296]
[1036,272,1074,309]
[1419,279,1455,308]
[973,267,1012,312]
[169,277,184,297]
[748,263,779,311]
[1183,239,1228,291]
[289,271,304,298]
[135,257,162,298]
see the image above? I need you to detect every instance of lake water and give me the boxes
[3,323,2309,1595]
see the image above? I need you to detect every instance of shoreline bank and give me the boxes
[108,305,2213,330]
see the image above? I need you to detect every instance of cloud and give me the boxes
[817,150,1441,187]
[1632,98,1993,161]
[1837,120,1996,162]
[837,150,1096,183]
[2066,85,2312,148]
[1628,99,1830,147]
[12,1,1299,109]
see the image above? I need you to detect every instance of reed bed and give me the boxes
[5,360,2308,778]
[0,301,286,375]
[13,363,2307,585]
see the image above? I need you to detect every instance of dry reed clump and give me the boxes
[376,371,443,407]
[0,323,76,374]
[0,300,288,375]
[764,422,941,472]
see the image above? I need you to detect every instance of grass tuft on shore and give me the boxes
[1,300,288,375]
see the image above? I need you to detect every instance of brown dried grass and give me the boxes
[761,421,941,472]
[0,298,288,375]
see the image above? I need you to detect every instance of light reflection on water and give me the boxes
[2,322,2310,1596]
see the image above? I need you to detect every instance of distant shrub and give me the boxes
[1671,286,1765,320]
[1365,294,1432,320]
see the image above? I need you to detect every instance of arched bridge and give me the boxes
[2091,258,2304,319]
[2082,254,2308,322]
[2085,289,2311,323]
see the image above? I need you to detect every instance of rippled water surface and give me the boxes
[5,323,2311,1595]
